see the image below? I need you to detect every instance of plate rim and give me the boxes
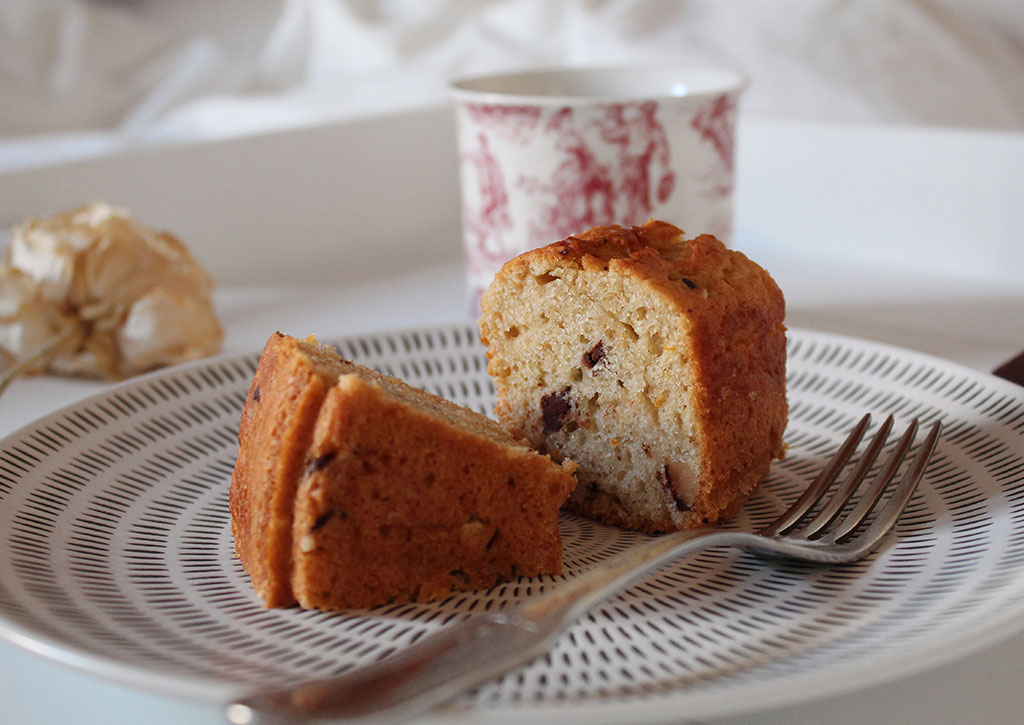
[0,323,1023,721]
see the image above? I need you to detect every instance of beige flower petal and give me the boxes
[119,286,223,376]
[0,266,76,372]
[7,224,80,304]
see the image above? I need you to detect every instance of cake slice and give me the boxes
[230,332,577,610]
[479,220,787,533]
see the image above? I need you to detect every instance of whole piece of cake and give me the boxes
[479,220,787,533]
[230,332,577,610]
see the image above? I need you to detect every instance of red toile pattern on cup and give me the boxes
[452,67,746,313]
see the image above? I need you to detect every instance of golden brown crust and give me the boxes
[230,333,576,609]
[230,332,325,607]
[480,220,787,533]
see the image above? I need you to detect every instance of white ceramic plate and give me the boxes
[1,325,1023,722]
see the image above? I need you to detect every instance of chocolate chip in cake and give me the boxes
[251,386,261,402]
[541,388,571,433]
[582,341,605,369]
[681,277,698,289]
[310,508,335,532]
[306,451,336,475]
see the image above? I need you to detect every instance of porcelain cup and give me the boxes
[451,65,747,312]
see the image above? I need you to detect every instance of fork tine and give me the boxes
[828,418,921,542]
[839,420,940,553]
[796,415,895,539]
[760,413,872,537]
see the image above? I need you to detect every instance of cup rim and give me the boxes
[450,64,747,106]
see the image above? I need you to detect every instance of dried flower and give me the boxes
[0,203,223,392]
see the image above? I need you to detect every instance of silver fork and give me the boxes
[226,414,942,725]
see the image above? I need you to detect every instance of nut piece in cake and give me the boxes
[479,220,787,533]
[230,332,577,610]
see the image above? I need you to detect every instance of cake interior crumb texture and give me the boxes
[230,333,577,610]
[479,220,787,533]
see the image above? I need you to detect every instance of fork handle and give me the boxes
[517,528,750,627]
[227,528,747,724]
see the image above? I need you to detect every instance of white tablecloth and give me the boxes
[1,0,1023,173]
